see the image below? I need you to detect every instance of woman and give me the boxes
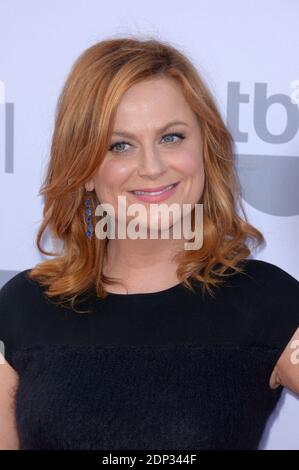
[0,37,298,451]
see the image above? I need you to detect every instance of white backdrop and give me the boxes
[0,0,298,449]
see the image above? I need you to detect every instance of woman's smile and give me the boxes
[128,181,180,203]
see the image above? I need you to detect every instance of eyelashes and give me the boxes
[108,132,186,154]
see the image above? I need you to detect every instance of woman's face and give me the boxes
[86,76,205,235]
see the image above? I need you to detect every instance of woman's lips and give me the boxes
[128,182,179,203]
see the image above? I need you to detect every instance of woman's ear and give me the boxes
[85,180,95,192]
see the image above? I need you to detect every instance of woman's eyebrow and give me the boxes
[112,120,190,138]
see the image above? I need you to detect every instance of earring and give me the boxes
[84,190,94,239]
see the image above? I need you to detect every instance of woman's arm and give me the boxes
[0,353,20,449]
[269,326,299,394]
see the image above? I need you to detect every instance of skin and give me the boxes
[0,76,297,450]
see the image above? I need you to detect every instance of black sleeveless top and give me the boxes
[0,259,298,450]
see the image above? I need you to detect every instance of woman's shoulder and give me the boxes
[232,258,299,319]
[0,269,43,366]
[234,258,298,354]
[242,257,297,278]
[0,268,43,308]
[235,258,298,295]
[0,268,53,335]
[1,268,34,289]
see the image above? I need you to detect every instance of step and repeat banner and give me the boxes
[0,0,298,450]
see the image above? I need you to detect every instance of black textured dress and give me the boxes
[0,259,298,450]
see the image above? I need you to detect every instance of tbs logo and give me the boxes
[227,82,299,217]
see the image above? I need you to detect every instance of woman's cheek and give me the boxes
[95,162,133,203]
[175,150,204,175]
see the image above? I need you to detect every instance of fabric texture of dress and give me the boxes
[0,258,298,450]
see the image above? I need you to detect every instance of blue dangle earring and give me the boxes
[84,190,94,239]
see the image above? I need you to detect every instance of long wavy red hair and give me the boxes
[28,35,264,312]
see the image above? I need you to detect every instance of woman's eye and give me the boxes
[161,132,185,144]
[108,141,131,153]
[108,132,185,154]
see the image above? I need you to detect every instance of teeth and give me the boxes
[133,184,175,196]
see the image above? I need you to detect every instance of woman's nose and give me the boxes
[137,146,167,178]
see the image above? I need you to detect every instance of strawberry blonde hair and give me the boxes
[28,35,264,311]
